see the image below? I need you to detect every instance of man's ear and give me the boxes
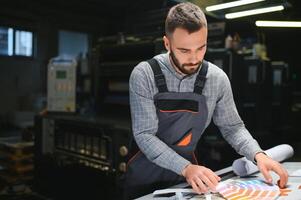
[163,36,170,52]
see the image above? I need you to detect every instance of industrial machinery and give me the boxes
[270,61,292,132]
[47,57,77,113]
[34,115,130,199]
[35,34,166,200]
[94,34,165,115]
[239,57,272,133]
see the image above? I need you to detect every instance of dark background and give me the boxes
[0,0,301,199]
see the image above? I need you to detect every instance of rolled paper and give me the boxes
[232,144,294,176]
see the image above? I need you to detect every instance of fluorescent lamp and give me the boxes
[256,20,301,27]
[225,5,284,19]
[206,0,265,12]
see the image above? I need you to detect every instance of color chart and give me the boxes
[217,179,280,200]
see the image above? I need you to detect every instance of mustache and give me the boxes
[183,61,202,67]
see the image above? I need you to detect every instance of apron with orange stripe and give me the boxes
[124,59,209,200]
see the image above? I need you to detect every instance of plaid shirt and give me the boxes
[129,52,262,175]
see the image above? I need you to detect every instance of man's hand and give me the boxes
[182,164,221,194]
[255,152,288,188]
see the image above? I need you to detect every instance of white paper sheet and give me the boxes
[232,144,294,176]
[290,169,301,176]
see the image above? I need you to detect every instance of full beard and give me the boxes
[169,50,202,75]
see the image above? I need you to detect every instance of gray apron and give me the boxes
[124,59,209,200]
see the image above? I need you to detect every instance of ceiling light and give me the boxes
[256,20,301,27]
[206,0,265,12]
[225,5,284,19]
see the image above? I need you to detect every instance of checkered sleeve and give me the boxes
[129,62,190,175]
[212,72,263,162]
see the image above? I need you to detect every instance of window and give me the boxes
[0,27,13,56]
[15,30,33,56]
[0,26,33,57]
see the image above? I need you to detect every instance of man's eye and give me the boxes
[180,50,188,53]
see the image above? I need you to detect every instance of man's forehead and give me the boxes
[169,28,207,47]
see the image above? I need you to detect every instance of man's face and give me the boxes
[163,27,207,75]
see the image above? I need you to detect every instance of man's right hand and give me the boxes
[182,164,221,194]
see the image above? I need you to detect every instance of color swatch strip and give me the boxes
[217,179,280,200]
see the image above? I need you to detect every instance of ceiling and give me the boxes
[1,0,300,23]
[190,0,301,21]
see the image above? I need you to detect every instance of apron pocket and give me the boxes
[155,99,199,113]
[173,128,192,146]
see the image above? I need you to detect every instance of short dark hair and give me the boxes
[165,2,207,37]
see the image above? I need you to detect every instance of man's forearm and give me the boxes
[135,132,191,175]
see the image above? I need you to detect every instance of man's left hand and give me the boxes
[255,152,288,188]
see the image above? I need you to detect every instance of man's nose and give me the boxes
[188,53,198,64]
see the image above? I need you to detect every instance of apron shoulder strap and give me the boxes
[194,60,209,95]
[147,58,168,93]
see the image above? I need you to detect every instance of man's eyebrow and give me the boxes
[177,47,190,50]
[177,44,207,50]
[199,43,207,48]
